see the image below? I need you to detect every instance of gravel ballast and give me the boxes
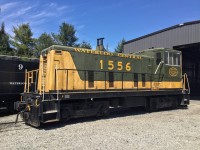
[0,100,200,150]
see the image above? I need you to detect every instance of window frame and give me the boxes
[164,51,181,66]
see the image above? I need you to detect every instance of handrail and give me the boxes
[56,68,178,91]
[155,61,164,74]
[42,63,45,100]
[35,69,38,93]
[183,73,190,94]
[24,68,183,95]
[24,69,27,92]
[57,68,167,76]
[24,69,39,93]
[56,65,59,100]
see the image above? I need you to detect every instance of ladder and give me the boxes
[41,57,47,98]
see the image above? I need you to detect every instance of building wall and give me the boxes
[124,22,200,54]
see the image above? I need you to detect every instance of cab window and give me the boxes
[169,52,173,65]
[164,51,180,66]
[164,51,169,64]
[174,53,181,65]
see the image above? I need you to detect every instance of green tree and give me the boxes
[10,23,35,57]
[115,38,126,53]
[52,22,78,46]
[35,32,55,57]
[0,22,12,55]
[75,41,92,49]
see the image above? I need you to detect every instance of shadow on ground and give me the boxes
[40,106,187,130]
[0,112,16,117]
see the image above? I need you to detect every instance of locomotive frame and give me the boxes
[15,45,190,127]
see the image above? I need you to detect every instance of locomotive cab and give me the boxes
[135,48,188,91]
[154,49,182,79]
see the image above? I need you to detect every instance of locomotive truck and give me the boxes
[15,42,190,127]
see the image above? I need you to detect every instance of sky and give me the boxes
[0,0,200,51]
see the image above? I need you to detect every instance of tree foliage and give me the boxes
[1,21,93,57]
[75,41,92,49]
[10,23,35,57]
[115,38,126,53]
[0,22,12,55]
[35,33,56,57]
[52,22,78,46]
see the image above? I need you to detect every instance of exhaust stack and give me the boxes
[96,38,105,51]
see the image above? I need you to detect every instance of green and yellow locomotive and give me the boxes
[15,43,190,127]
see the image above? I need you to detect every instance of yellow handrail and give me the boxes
[183,73,190,94]
[24,69,39,93]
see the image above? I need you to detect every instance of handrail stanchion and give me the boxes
[183,73,190,94]
[27,72,29,92]
[42,63,45,101]
[66,70,68,91]
[56,66,59,100]
[105,72,106,90]
[35,70,38,93]
[186,73,190,94]
[122,72,124,90]
[150,74,152,90]
[184,74,186,90]
[24,69,27,93]
[84,70,86,91]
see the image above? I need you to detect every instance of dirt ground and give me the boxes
[0,100,200,150]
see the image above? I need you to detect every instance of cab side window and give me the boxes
[164,51,180,66]
[169,52,173,65]
[164,51,169,64]
[173,53,181,65]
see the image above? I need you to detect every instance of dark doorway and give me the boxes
[174,43,200,96]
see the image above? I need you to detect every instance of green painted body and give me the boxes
[135,48,182,82]
[42,46,182,82]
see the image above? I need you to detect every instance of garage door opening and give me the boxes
[174,43,200,96]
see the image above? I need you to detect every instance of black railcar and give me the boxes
[0,55,39,112]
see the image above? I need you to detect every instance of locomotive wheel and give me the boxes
[7,101,15,113]
[61,109,71,122]
[97,105,110,118]
[150,102,157,111]
[146,98,157,112]
[172,99,178,109]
